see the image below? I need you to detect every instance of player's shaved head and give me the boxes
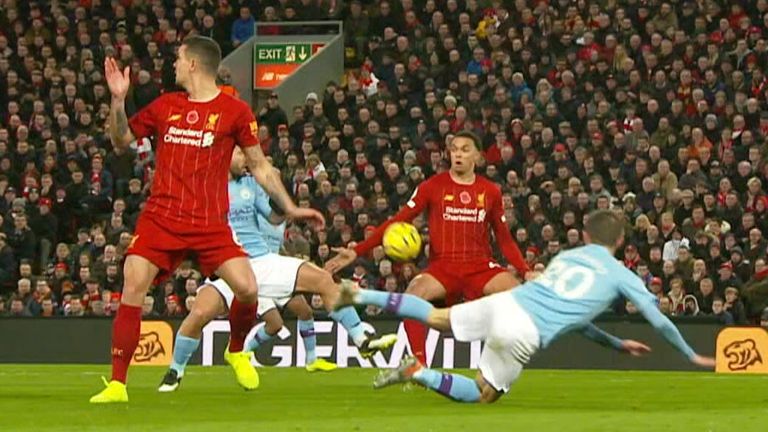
[584,210,625,248]
[181,35,221,76]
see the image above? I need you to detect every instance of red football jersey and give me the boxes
[355,172,529,275]
[129,92,259,227]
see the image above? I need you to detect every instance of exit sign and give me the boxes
[255,43,314,64]
[253,42,326,89]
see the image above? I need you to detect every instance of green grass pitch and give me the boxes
[0,365,766,432]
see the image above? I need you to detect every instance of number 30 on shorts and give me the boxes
[537,260,595,299]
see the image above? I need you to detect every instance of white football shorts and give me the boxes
[200,253,305,316]
[450,291,540,393]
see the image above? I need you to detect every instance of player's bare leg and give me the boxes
[217,257,259,349]
[90,255,160,403]
[482,272,521,296]
[296,263,397,357]
[178,287,227,339]
[474,372,503,403]
[159,286,226,392]
[295,262,341,310]
[216,257,260,390]
[403,273,447,364]
[405,273,449,302]
[262,308,285,335]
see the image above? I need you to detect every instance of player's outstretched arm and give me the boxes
[622,280,715,368]
[488,189,529,278]
[324,246,357,274]
[325,182,433,274]
[104,57,136,150]
[352,183,431,258]
[636,301,715,368]
[580,324,651,356]
[244,145,295,213]
[243,145,324,227]
[325,187,429,274]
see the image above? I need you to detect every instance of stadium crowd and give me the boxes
[1,0,768,327]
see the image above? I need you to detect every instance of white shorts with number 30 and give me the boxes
[199,253,305,316]
[450,292,540,393]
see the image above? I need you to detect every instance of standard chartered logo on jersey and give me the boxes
[443,206,486,223]
[164,126,214,148]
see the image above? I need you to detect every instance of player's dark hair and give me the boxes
[453,130,483,151]
[182,35,222,76]
[584,209,624,247]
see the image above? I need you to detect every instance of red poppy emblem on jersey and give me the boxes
[186,110,200,124]
[460,191,471,204]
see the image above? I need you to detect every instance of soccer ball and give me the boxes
[382,222,422,262]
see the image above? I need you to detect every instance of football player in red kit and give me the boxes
[90,36,323,403]
[325,131,529,365]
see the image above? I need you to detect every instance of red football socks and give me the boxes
[110,304,142,384]
[404,319,428,365]
[228,298,258,352]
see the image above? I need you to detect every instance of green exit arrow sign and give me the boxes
[255,43,312,64]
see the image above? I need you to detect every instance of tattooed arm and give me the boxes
[109,100,136,152]
[243,145,297,215]
[243,145,325,227]
[104,57,138,153]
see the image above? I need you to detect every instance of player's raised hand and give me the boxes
[690,354,716,369]
[104,57,131,101]
[288,208,326,229]
[324,247,357,274]
[621,339,652,357]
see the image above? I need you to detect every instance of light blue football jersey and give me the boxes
[511,244,695,358]
[257,213,285,254]
[228,176,278,258]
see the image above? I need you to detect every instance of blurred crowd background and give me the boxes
[2,0,768,327]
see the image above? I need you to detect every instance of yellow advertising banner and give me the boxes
[131,321,174,366]
[715,327,768,374]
